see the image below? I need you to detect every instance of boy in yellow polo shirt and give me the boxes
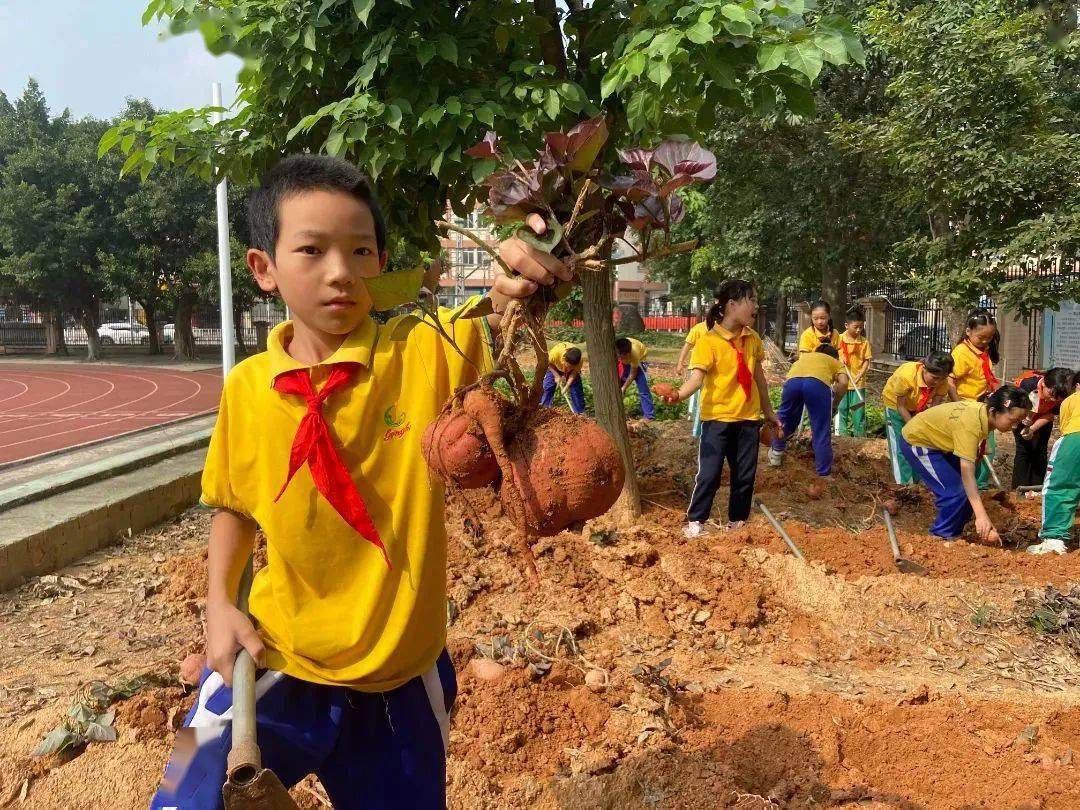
[541,341,585,414]
[768,345,849,482]
[616,335,655,420]
[1029,375,1080,555]
[836,305,872,437]
[658,280,781,537]
[899,385,1028,542]
[882,351,955,484]
[150,156,570,810]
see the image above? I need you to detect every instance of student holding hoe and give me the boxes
[150,156,571,810]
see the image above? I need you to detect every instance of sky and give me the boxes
[0,1,242,120]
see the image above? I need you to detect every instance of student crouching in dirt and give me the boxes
[882,351,956,485]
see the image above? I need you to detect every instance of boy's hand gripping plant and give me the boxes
[421,116,715,583]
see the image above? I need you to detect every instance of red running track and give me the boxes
[0,364,222,465]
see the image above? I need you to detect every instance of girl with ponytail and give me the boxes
[951,308,1001,489]
[798,299,841,354]
[658,280,781,538]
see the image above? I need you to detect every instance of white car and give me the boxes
[97,322,151,345]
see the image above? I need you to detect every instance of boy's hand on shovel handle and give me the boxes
[207,600,265,687]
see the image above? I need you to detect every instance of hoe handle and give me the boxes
[228,558,260,780]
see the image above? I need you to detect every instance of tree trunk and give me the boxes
[581,267,642,518]
[616,302,646,333]
[143,303,162,355]
[234,314,248,358]
[773,293,788,351]
[173,293,198,361]
[44,304,67,356]
[822,259,848,317]
[79,307,102,362]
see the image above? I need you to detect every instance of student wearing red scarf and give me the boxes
[658,280,781,538]
[882,351,955,484]
[951,309,1001,489]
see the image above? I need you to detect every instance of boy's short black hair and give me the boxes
[845,305,866,323]
[248,155,387,257]
[1074,370,1080,390]
[815,344,840,359]
[564,347,582,366]
[615,337,632,354]
[1042,367,1074,400]
[924,350,955,376]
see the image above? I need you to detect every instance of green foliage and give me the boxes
[104,0,860,252]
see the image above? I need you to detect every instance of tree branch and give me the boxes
[534,0,569,79]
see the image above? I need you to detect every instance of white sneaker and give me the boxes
[1027,538,1068,555]
[768,449,784,468]
[683,521,706,539]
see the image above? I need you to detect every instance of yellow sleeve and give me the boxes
[863,341,873,362]
[952,407,985,462]
[831,357,845,382]
[798,328,816,353]
[689,337,713,372]
[750,332,765,364]
[547,344,563,369]
[635,339,648,363]
[200,382,253,517]
[685,322,704,346]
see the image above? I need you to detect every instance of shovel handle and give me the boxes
[981,457,1003,490]
[228,558,260,780]
[882,509,901,560]
[757,501,806,561]
[1016,484,1044,493]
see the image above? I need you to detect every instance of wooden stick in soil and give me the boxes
[757,501,806,561]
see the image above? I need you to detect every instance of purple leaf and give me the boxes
[601,170,659,202]
[617,147,653,171]
[628,193,685,230]
[539,116,610,173]
[464,132,501,160]
[650,139,717,184]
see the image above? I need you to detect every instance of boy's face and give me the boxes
[845,320,864,336]
[811,310,830,332]
[247,189,387,338]
[922,369,948,388]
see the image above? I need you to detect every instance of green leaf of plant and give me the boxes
[97,127,122,158]
[720,4,749,23]
[476,104,494,127]
[757,43,785,72]
[417,40,435,66]
[386,103,403,131]
[84,722,117,743]
[685,19,714,45]
[647,58,673,88]
[304,26,316,51]
[34,727,78,757]
[784,40,823,81]
[845,35,866,66]
[445,97,461,115]
[814,32,848,66]
[437,34,458,64]
[471,158,497,183]
[120,150,144,178]
[495,25,510,52]
[545,89,561,120]
[625,51,647,78]
[325,130,345,157]
[352,0,375,25]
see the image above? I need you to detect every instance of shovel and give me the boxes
[882,508,927,575]
[221,559,299,810]
[981,458,1013,508]
[757,501,806,561]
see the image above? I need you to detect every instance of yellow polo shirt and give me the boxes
[838,334,872,390]
[798,327,840,354]
[883,361,950,412]
[787,352,844,386]
[690,325,765,422]
[902,400,989,463]
[548,341,582,374]
[621,337,648,372]
[951,342,994,401]
[1059,393,1080,436]
[684,321,710,347]
[201,299,492,691]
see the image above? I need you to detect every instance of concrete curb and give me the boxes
[0,447,207,592]
[0,428,212,513]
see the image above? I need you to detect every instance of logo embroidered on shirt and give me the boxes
[382,404,411,441]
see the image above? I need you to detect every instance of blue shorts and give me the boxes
[150,650,457,810]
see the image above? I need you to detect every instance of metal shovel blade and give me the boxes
[883,509,928,576]
[222,766,299,810]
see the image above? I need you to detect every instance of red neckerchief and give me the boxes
[273,364,389,567]
[914,363,934,413]
[964,340,1000,391]
[722,329,753,400]
[815,328,832,346]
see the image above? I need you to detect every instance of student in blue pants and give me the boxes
[769,345,848,488]
[616,336,655,420]
[899,385,1030,542]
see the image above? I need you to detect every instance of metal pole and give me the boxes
[212,82,236,376]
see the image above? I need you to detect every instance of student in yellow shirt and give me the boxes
[541,341,585,414]
[882,351,955,484]
[616,335,655,420]
[657,280,781,538]
[899,385,1029,542]
[836,305,872,437]
[1029,374,1080,555]
[798,299,841,354]
[675,319,711,437]
[150,156,569,810]
[951,308,1001,489]
[768,345,849,487]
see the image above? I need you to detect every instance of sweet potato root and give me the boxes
[422,408,500,489]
